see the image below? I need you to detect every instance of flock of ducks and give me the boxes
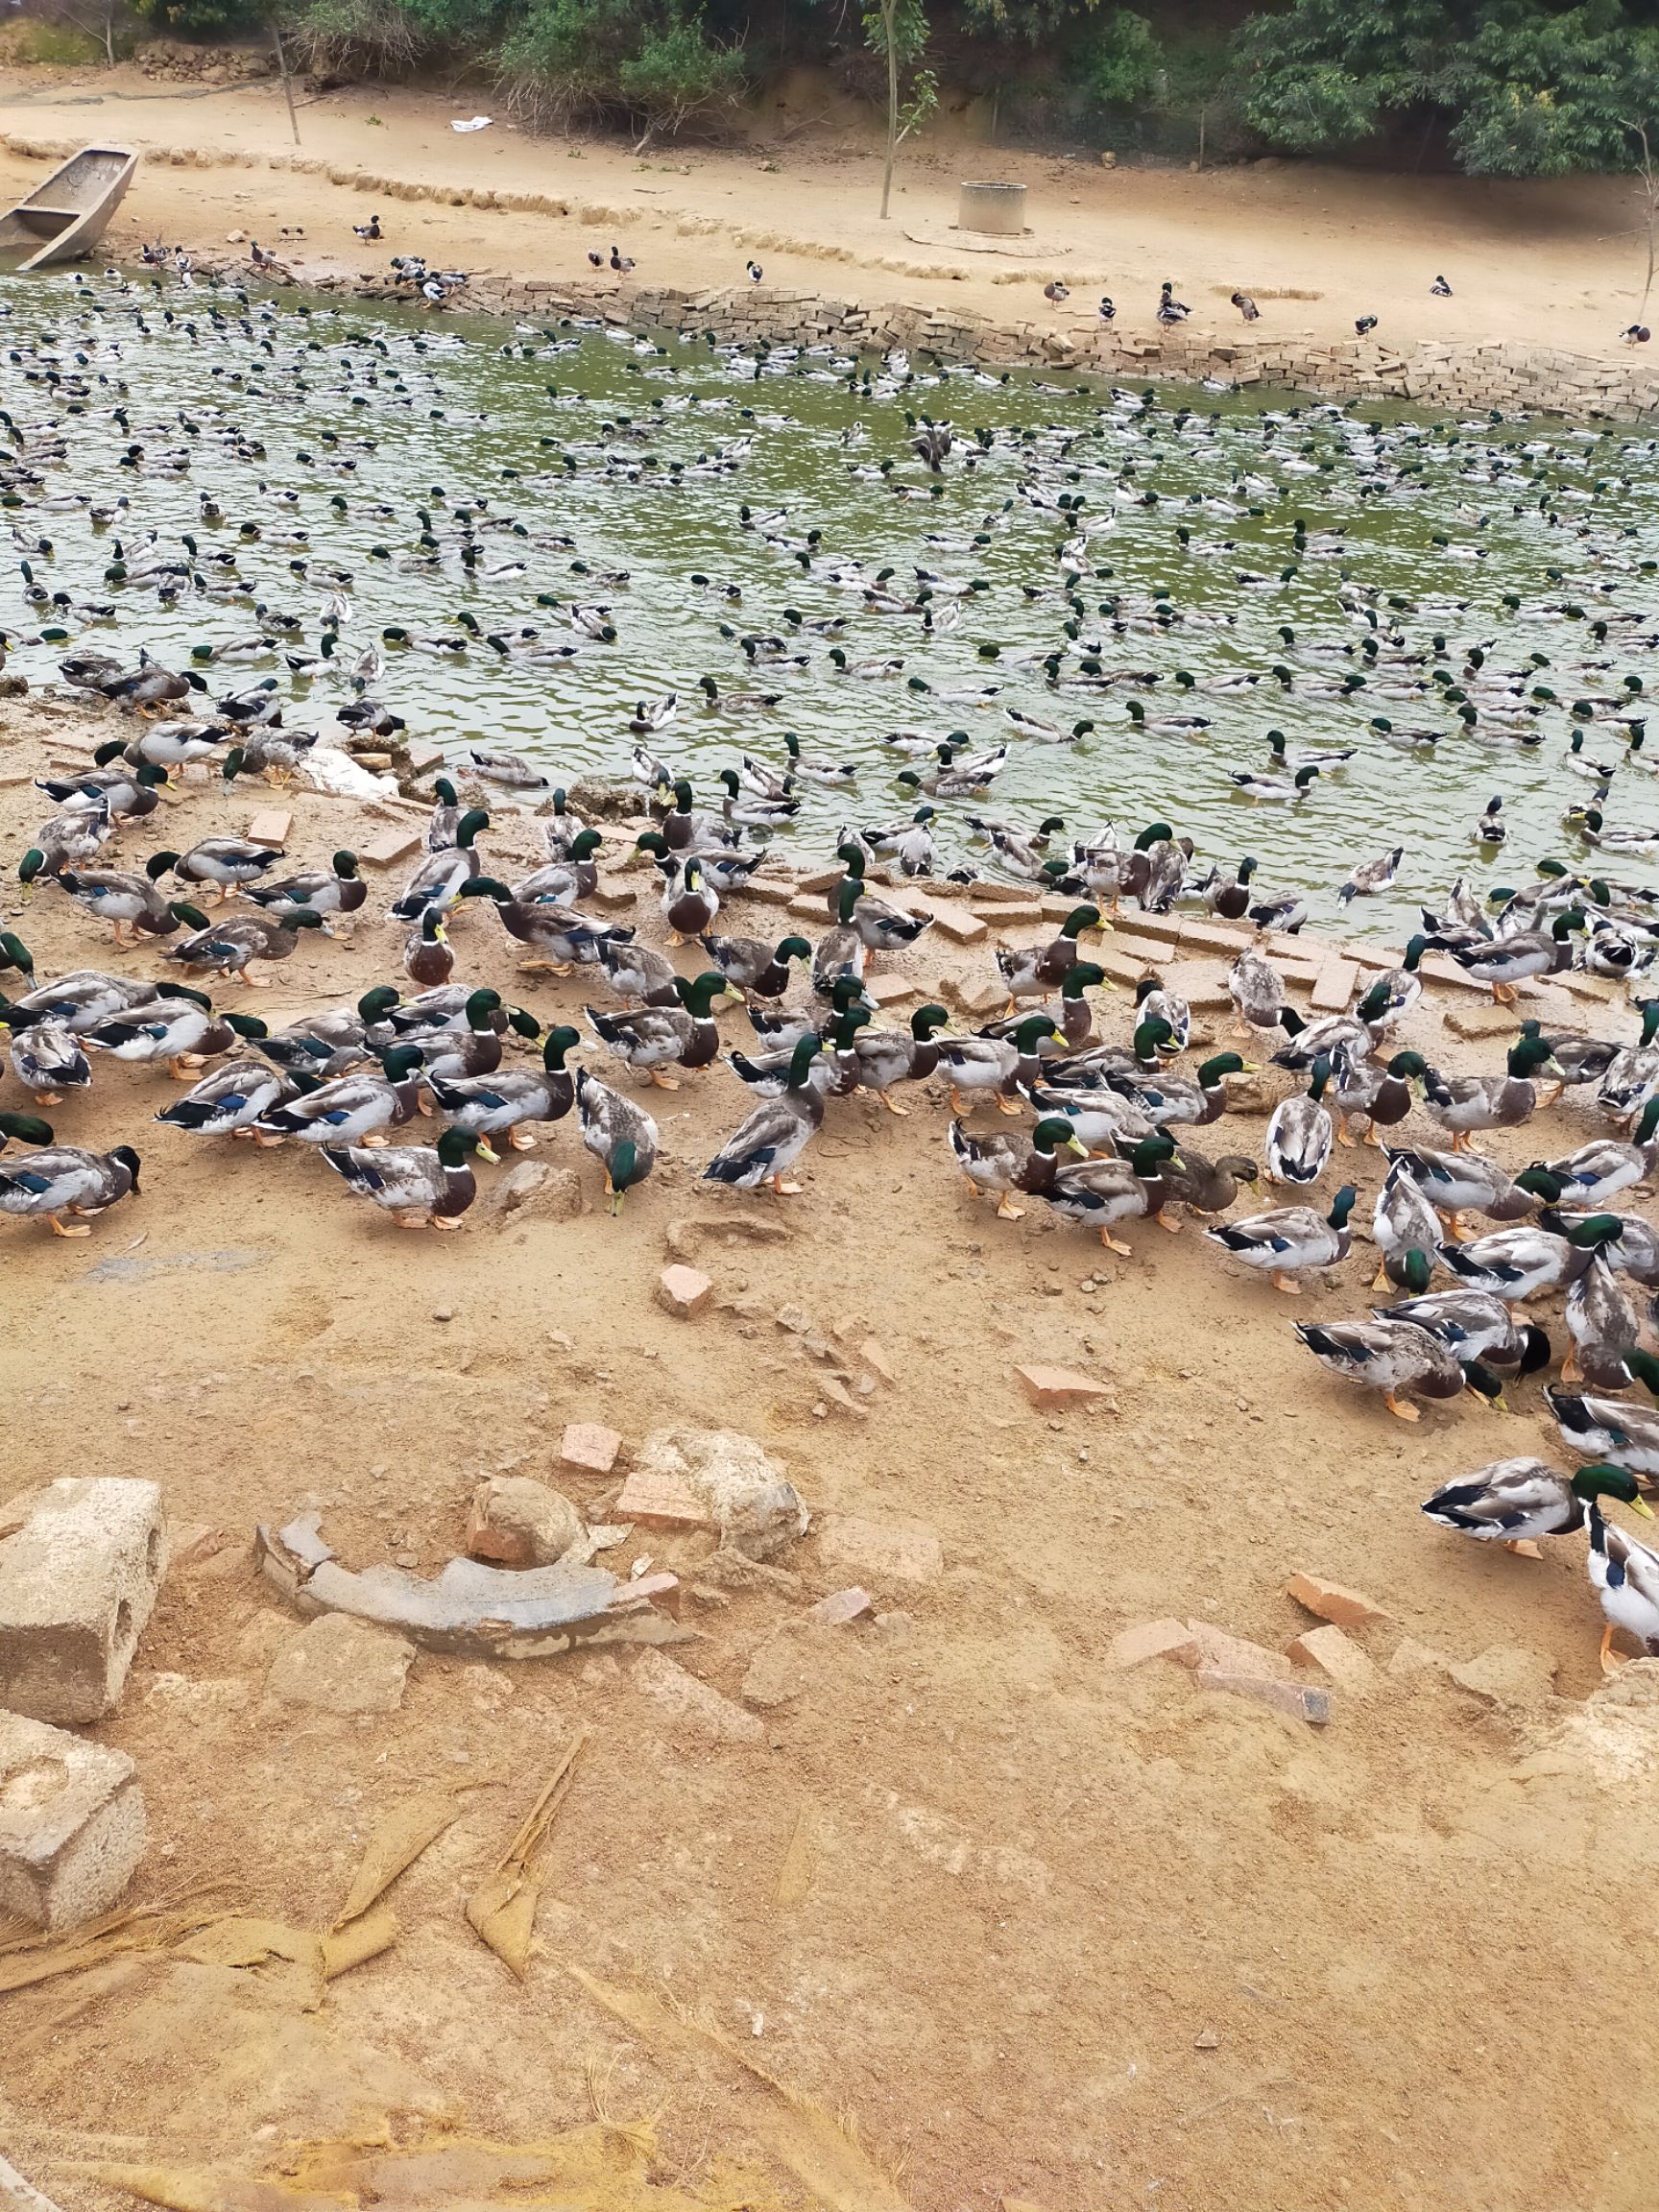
[6,265,1659,1668]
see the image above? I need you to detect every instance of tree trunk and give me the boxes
[879,0,898,220]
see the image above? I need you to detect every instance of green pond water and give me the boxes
[4,268,1658,938]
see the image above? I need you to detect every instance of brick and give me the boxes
[265,1613,414,1716]
[657,1264,713,1318]
[972,880,1045,904]
[1442,1003,1522,1043]
[808,1585,875,1625]
[1196,1668,1332,1723]
[1109,1616,1198,1670]
[560,1422,623,1477]
[634,1648,764,1743]
[733,878,797,908]
[1176,1620,1292,1679]
[244,808,291,851]
[0,1711,147,1932]
[818,1513,943,1585]
[1142,959,1233,1011]
[0,1479,166,1723]
[589,878,637,910]
[1310,958,1357,1013]
[865,972,917,1007]
[793,865,845,895]
[788,894,830,921]
[1014,1363,1113,1409]
[978,901,1046,926]
[1285,1573,1391,1628]
[613,1469,712,1531]
[1287,1624,1377,1690]
[360,827,422,869]
[928,904,990,945]
[944,974,1007,1019]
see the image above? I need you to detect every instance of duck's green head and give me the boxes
[1134,974,1163,1005]
[1513,1166,1565,1206]
[222,747,246,783]
[0,1111,54,1148]
[1396,1243,1432,1292]
[17,851,48,886]
[358,985,401,1024]
[672,779,694,813]
[1624,1348,1659,1401]
[836,877,863,925]
[1640,1000,1659,1046]
[1386,1049,1428,1085]
[434,777,458,805]
[1197,1052,1245,1090]
[170,902,211,931]
[1059,903,1101,939]
[635,830,671,859]
[1634,1094,1659,1145]
[507,1006,542,1041]
[381,1045,424,1083]
[1132,1016,1175,1060]
[93,737,128,767]
[1062,962,1106,999]
[787,1032,822,1089]
[438,1125,496,1168]
[1563,1212,1625,1252]
[223,1013,268,1040]
[456,807,490,849]
[1133,823,1173,853]
[1128,1132,1179,1178]
[679,971,739,1019]
[836,842,868,876]
[1507,1035,1559,1080]
[1014,1014,1061,1055]
[541,1024,580,1070]
[1403,934,1427,972]
[0,932,33,977]
[331,850,360,880]
[1460,1358,1507,1407]
[911,1002,950,1040]
[464,988,503,1030]
[1571,1463,1654,1514]
[1032,1116,1089,1159]
[776,934,812,967]
[569,829,603,861]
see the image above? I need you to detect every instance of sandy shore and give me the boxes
[2,67,1657,369]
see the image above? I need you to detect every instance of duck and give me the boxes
[996,904,1101,1004]
[661,856,718,944]
[1438,1211,1624,1300]
[1,971,161,1034]
[698,930,812,999]
[1379,1147,1556,1238]
[1203,855,1258,922]
[1264,1055,1334,1186]
[1271,1008,1383,1072]
[403,911,454,988]
[576,1067,659,1213]
[1536,1097,1659,1206]
[427,1026,581,1150]
[1037,1132,1183,1253]
[950,1114,1089,1218]
[859,805,935,875]
[702,1033,829,1195]
[322,1125,494,1230]
[0,1140,142,1237]
[1370,1171,1445,1293]
[1337,846,1404,904]
[163,907,325,989]
[243,850,368,929]
[150,837,284,903]
[512,831,606,908]
[463,878,634,975]
[979,963,1107,1052]
[586,973,737,1088]
[1207,1185,1358,1294]
[1548,1356,1659,1479]
[1374,1286,1551,1379]
[812,878,870,999]
[404,993,541,1086]
[1108,1051,1246,1130]
[6,1019,91,1104]
[1586,1502,1659,1670]
[1422,1460,1647,1551]
[1294,1317,1505,1420]
[1330,1046,1425,1144]
[1421,1036,1560,1150]
[1597,1012,1659,1121]
[247,988,402,1079]
[1154,1144,1261,1221]
[935,1014,1061,1116]
[592,932,681,1008]
[1041,1018,1173,1090]
[1230,765,1320,804]
[41,757,169,822]
[1359,937,1428,1028]
[155,1058,303,1142]
[84,998,255,1080]
[0,1112,55,1155]
[1026,1079,1160,1156]
[426,777,464,851]
[845,1003,950,1113]
[253,1046,425,1146]
[389,809,491,921]
[1563,1257,1645,1387]
[1228,947,1284,1037]
[1133,973,1189,1055]
[1449,908,1585,1002]
[47,860,191,946]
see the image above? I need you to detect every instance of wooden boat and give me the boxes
[0,146,137,273]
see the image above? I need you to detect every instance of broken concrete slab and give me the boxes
[1286,1624,1377,1691]
[1176,1620,1293,1679]
[634,1649,764,1743]
[466,1477,584,1569]
[0,1709,147,1931]
[808,1586,875,1625]
[817,1514,943,1585]
[630,1429,807,1559]
[1014,1363,1113,1409]
[927,904,990,945]
[1450,1646,1560,1710]
[359,827,422,869]
[0,1479,167,1723]
[1285,1572,1391,1629]
[1109,1617,1198,1670]
[243,807,292,851]
[265,1613,415,1716]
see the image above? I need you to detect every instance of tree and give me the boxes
[864,0,936,219]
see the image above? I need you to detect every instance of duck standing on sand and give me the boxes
[703,1034,830,1196]
[323,1126,495,1231]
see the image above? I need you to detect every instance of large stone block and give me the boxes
[0,1479,167,1722]
[0,1709,146,1930]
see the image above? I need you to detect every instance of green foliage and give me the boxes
[131,0,252,32]
[497,0,741,140]
[1081,8,1159,108]
[1236,0,1659,175]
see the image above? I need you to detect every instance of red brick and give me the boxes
[1110,1617,1198,1670]
[1196,1668,1332,1723]
[560,1422,623,1477]
[808,1586,875,1625]
[656,1264,712,1319]
[1285,1573,1391,1628]
[1014,1363,1114,1410]
[1286,1624,1376,1690]
[613,1470,711,1531]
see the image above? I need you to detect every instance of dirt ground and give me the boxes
[1,63,1656,364]
[2,684,1658,2210]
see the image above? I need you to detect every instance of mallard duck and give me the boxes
[1230,765,1319,804]
[661,857,718,944]
[1203,854,1258,922]
[848,1003,950,1113]
[428,1026,580,1150]
[950,1114,1089,1218]
[20,805,117,882]
[0,1140,141,1237]
[1228,948,1284,1037]
[1,971,162,1034]
[1271,1008,1379,1072]
[244,850,367,929]
[1337,846,1404,904]
[843,881,931,955]
[979,963,1106,1051]
[698,930,812,999]
[1110,1051,1245,1130]
[576,1068,659,1213]
[1371,1170,1444,1292]
[6,1019,90,1104]
[935,1014,1061,1116]
[248,988,401,1079]
[1359,937,1427,1027]
[390,809,491,921]
[589,932,678,1008]
[48,862,189,946]
[1449,908,1585,1002]
[405,995,540,1087]
[702,1034,828,1195]
[1381,1146,1555,1238]
[1026,1080,1159,1155]
[1563,1257,1644,1387]
[1586,1502,1659,1670]
[1556,1208,1659,1289]
[404,911,454,989]
[0,934,32,982]
[1134,974,1189,1054]
[716,768,797,830]
[0,1112,55,1154]
[996,905,1101,1003]
[1330,1046,1425,1144]
[513,831,605,908]
[163,908,325,989]
[1264,1055,1334,1186]
[426,777,463,851]
[1423,1459,1648,1550]
[156,1058,301,1142]
[253,1046,425,1146]
[1155,1144,1260,1221]
[84,998,255,1080]
[586,972,736,1088]
[1043,1020,1179,1090]
[1549,1356,1659,1472]
[1439,1212,1624,1300]
[1207,1184,1357,1293]
[1294,1317,1505,1420]
[467,880,635,974]
[151,838,284,904]
[323,1126,494,1230]
[464,746,549,790]
[1038,1132,1181,1253]
[41,757,168,823]
[1537,1098,1659,1206]
[812,879,869,999]
[1421,1036,1559,1150]
[1375,1286,1550,1377]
